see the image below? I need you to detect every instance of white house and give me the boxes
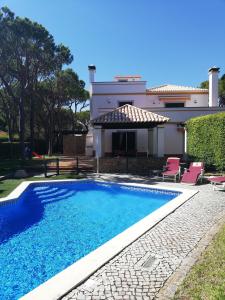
[86,66,224,158]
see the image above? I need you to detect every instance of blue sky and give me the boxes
[1,0,225,88]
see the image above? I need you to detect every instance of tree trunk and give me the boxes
[48,135,53,156]
[19,95,25,159]
[29,96,34,158]
[7,115,13,158]
[70,108,75,131]
[7,119,13,143]
[48,112,53,156]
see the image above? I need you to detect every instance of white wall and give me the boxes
[145,94,208,108]
[164,124,184,155]
[136,129,148,153]
[91,88,209,120]
[92,94,147,119]
[187,94,208,107]
[147,107,225,123]
[92,81,146,94]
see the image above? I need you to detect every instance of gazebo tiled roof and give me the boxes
[92,104,169,128]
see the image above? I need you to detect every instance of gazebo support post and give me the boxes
[125,132,128,173]
[96,156,100,174]
[147,128,153,158]
[157,125,165,158]
[153,127,158,157]
[94,125,104,158]
[184,127,188,160]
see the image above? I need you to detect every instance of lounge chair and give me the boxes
[208,176,225,191]
[162,157,181,182]
[181,162,204,185]
[32,151,43,159]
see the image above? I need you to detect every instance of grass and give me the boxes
[0,174,85,198]
[174,223,225,300]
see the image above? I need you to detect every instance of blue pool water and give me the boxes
[0,180,180,299]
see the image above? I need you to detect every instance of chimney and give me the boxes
[88,65,96,83]
[208,66,220,107]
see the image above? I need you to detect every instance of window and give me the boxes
[112,132,136,156]
[118,101,133,107]
[165,103,184,108]
[117,79,128,82]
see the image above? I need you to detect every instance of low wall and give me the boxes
[96,157,166,175]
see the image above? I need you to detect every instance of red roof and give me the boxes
[92,104,169,124]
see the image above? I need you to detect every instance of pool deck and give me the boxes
[62,174,225,300]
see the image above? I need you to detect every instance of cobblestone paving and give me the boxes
[63,176,225,300]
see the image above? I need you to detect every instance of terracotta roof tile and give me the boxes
[92,104,169,124]
[147,84,208,93]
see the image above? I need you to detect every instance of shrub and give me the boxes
[0,142,22,158]
[187,112,225,171]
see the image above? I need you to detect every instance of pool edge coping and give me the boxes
[0,179,197,300]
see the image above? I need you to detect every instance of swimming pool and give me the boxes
[0,180,181,299]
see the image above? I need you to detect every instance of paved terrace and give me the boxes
[63,174,225,300]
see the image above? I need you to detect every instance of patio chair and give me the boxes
[208,176,225,191]
[162,157,181,182]
[32,151,43,159]
[181,162,204,185]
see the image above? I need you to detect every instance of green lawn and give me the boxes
[174,223,225,300]
[0,174,84,198]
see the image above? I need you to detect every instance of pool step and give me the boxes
[41,190,77,203]
[34,187,58,195]
[37,188,68,199]
[33,186,50,192]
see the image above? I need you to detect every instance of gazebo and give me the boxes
[91,104,169,158]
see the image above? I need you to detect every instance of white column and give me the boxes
[88,65,96,83]
[157,125,165,158]
[94,126,104,158]
[208,67,220,107]
[153,127,158,156]
[147,128,154,157]
[85,128,94,156]
[184,127,188,158]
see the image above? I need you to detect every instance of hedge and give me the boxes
[0,142,22,158]
[0,140,48,158]
[186,112,225,171]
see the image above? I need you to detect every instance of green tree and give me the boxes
[57,69,89,131]
[76,111,90,130]
[37,69,89,156]
[0,87,17,142]
[219,74,225,98]
[0,6,72,158]
[199,80,209,90]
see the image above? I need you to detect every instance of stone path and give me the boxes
[62,175,225,300]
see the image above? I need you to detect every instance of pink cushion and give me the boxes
[181,171,200,183]
[181,162,204,184]
[208,176,225,183]
[164,157,180,172]
[163,170,179,175]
